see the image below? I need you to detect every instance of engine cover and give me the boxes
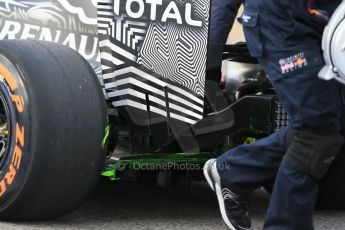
[319,1,345,84]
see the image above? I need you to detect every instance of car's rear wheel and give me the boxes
[0,40,107,220]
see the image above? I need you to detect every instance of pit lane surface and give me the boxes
[0,179,344,230]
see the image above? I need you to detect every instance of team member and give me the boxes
[204,0,343,229]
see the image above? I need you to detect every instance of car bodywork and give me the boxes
[1,0,345,214]
[0,0,287,177]
[0,0,101,81]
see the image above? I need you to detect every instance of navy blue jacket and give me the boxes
[209,0,242,45]
[207,0,340,70]
[209,0,341,45]
[207,0,242,71]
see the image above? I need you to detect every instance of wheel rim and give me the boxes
[0,83,13,169]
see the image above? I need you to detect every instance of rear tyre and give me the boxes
[0,40,107,220]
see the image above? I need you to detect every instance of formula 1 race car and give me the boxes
[0,0,343,220]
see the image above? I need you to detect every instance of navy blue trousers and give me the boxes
[216,0,343,229]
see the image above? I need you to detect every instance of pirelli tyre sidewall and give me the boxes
[0,40,107,220]
[0,53,30,210]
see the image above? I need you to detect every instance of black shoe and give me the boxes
[204,159,252,230]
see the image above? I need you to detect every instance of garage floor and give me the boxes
[0,179,344,230]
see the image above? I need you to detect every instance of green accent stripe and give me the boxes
[102,125,110,148]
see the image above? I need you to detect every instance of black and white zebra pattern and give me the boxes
[99,37,204,124]
[137,0,210,96]
[97,0,149,54]
[98,0,209,124]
